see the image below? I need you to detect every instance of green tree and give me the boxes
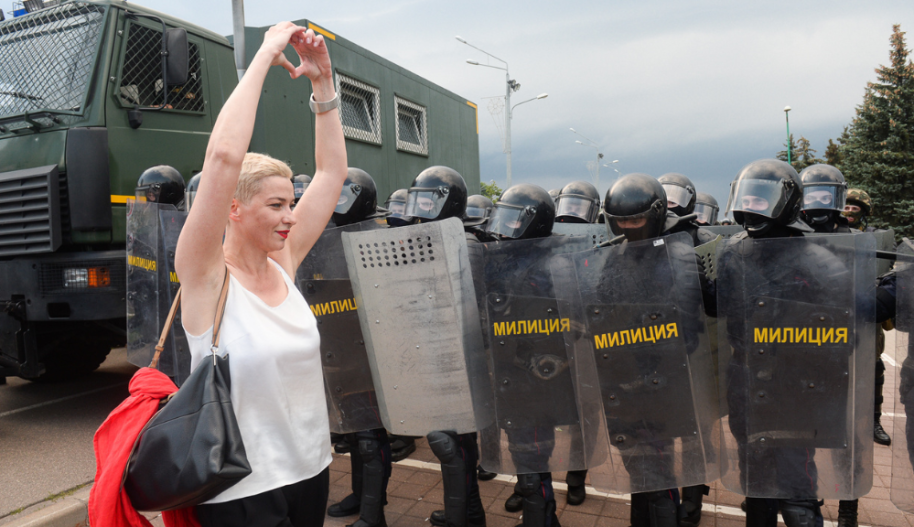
[480,180,503,201]
[776,134,822,171]
[840,24,914,239]
[776,134,799,164]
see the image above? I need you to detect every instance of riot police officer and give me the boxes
[600,174,716,527]
[719,159,852,527]
[135,165,185,207]
[398,166,487,527]
[185,173,202,211]
[322,168,393,527]
[293,174,312,206]
[800,164,850,234]
[465,194,496,242]
[694,193,719,227]
[384,189,410,227]
[555,181,601,223]
[658,173,716,247]
[481,183,568,527]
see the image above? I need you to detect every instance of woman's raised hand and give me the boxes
[259,22,331,83]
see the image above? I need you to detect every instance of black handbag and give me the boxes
[125,269,252,511]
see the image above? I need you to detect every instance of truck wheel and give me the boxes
[25,336,112,383]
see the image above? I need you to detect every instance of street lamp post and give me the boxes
[570,128,606,191]
[459,36,546,189]
[784,106,792,165]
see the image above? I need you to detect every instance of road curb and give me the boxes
[3,487,90,527]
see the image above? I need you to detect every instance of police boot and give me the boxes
[837,500,858,527]
[428,431,471,527]
[390,435,417,462]
[631,490,678,527]
[565,469,587,505]
[779,500,823,527]
[333,431,352,454]
[680,484,709,527]
[875,360,891,446]
[478,465,498,481]
[744,498,778,527]
[504,483,524,513]
[516,473,559,527]
[348,431,391,527]
[329,434,362,517]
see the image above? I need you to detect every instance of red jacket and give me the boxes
[89,367,200,527]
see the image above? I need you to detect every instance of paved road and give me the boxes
[0,348,136,519]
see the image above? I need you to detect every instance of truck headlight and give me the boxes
[64,267,111,288]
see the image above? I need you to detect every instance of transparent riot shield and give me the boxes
[550,222,612,246]
[891,239,914,512]
[552,231,720,493]
[126,200,160,370]
[876,229,896,276]
[716,233,876,500]
[126,201,190,383]
[475,235,605,475]
[297,220,387,434]
[703,225,745,238]
[341,217,493,436]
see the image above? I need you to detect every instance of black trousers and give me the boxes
[196,467,330,527]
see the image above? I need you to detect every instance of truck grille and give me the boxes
[0,165,62,256]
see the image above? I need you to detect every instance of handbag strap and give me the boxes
[148,267,231,369]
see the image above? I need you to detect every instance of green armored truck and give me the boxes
[0,0,480,380]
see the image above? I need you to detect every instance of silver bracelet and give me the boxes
[309,92,340,114]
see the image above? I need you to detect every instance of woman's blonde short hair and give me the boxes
[235,152,293,204]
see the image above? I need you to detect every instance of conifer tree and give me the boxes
[840,25,914,238]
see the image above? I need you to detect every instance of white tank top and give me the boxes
[184,259,331,504]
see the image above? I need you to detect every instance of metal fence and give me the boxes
[0,2,105,123]
[119,22,205,112]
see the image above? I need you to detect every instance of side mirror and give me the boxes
[164,28,189,86]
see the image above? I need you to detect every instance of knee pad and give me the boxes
[518,473,543,497]
[427,431,460,464]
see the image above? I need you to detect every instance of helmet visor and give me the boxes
[465,206,490,221]
[135,184,159,203]
[385,200,406,216]
[486,203,537,239]
[334,183,363,214]
[693,203,718,225]
[802,185,845,212]
[725,179,792,219]
[556,195,598,222]
[405,187,449,219]
[662,184,693,211]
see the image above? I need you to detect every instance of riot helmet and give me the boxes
[185,173,202,211]
[135,165,185,206]
[603,173,667,242]
[799,164,847,226]
[465,194,495,223]
[658,173,696,216]
[293,174,311,205]
[843,188,873,227]
[405,166,467,222]
[694,192,719,226]
[725,159,804,237]
[384,188,409,227]
[486,184,555,240]
[547,188,561,202]
[332,168,378,226]
[555,181,601,223]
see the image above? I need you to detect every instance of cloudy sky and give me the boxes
[7,0,911,209]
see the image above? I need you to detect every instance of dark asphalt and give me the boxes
[0,347,136,518]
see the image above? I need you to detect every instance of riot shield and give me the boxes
[876,229,896,276]
[891,239,914,512]
[475,235,605,475]
[552,231,720,493]
[550,222,611,246]
[703,225,745,238]
[126,201,189,383]
[341,217,493,436]
[716,233,876,500]
[297,220,387,434]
